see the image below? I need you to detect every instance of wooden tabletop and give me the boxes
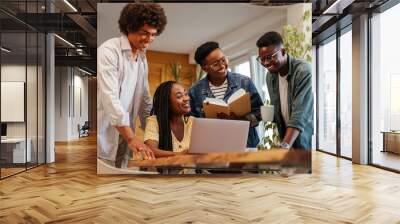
[128,149,311,170]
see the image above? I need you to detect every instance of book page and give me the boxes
[228,93,251,117]
[227,88,246,104]
[204,97,227,107]
[203,101,230,118]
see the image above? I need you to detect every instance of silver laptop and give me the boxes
[189,118,249,154]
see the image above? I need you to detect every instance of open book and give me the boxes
[203,88,251,118]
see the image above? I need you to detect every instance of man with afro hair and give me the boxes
[97,3,167,168]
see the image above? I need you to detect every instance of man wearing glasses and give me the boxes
[189,41,263,147]
[256,31,313,150]
[97,3,167,168]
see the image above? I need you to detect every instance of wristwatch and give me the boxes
[280,142,291,149]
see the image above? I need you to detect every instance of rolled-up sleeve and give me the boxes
[287,72,313,132]
[97,46,130,126]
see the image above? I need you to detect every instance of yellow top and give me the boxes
[144,115,194,152]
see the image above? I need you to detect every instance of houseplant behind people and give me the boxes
[97,3,167,168]
[144,81,193,157]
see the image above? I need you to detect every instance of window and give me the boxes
[371,3,400,171]
[249,55,267,102]
[317,37,337,154]
[250,55,269,141]
[340,28,352,158]
[312,46,317,150]
[234,61,251,78]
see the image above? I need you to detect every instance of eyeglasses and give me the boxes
[137,30,158,38]
[205,56,228,70]
[257,49,281,64]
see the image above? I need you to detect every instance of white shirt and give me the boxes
[279,73,289,125]
[209,79,228,100]
[97,35,152,161]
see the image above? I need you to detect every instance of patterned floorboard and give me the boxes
[1,135,400,223]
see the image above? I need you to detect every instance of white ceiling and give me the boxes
[97,3,287,54]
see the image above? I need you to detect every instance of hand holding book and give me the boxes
[203,88,251,119]
[216,112,245,120]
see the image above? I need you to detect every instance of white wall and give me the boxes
[1,64,46,163]
[55,66,70,141]
[1,65,26,139]
[72,73,89,138]
[54,67,89,141]
[189,9,287,64]
[1,65,38,137]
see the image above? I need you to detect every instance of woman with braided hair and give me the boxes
[144,81,193,157]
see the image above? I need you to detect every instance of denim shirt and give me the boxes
[189,71,263,147]
[266,55,314,150]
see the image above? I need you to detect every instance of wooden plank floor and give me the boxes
[1,135,400,224]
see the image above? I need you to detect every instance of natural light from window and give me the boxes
[235,61,251,78]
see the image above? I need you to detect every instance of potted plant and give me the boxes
[194,65,206,82]
[258,100,280,150]
[282,9,312,63]
[169,61,182,82]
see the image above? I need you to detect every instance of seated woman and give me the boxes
[144,81,193,157]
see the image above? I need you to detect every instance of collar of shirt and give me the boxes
[121,35,135,62]
[120,35,146,60]
[201,71,239,98]
[120,35,132,51]
[209,78,227,88]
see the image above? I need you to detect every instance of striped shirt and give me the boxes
[209,79,228,100]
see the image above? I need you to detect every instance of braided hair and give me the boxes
[151,81,176,151]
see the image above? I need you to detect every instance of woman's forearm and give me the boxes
[144,140,179,157]
[152,148,178,157]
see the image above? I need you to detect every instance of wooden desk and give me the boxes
[128,149,311,172]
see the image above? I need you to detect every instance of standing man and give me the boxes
[189,42,263,147]
[256,31,313,150]
[97,3,167,168]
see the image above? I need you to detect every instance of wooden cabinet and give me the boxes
[147,50,197,92]
[147,62,166,96]
[382,132,400,154]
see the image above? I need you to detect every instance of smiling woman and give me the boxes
[144,81,193,157]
